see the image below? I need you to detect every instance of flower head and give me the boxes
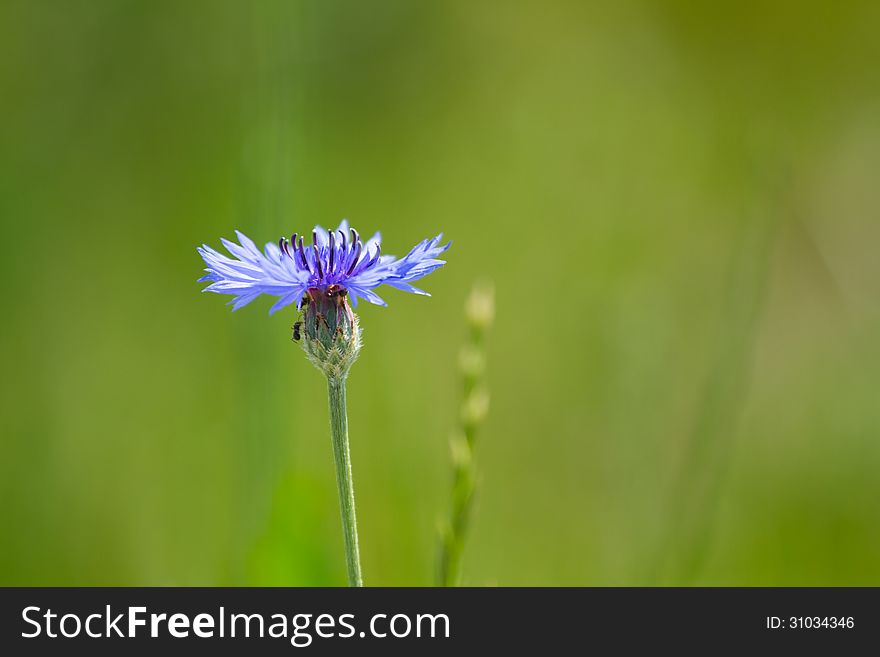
[197,219,450,314]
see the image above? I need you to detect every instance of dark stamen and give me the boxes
[328,231,335,272]
[346,241,362,275]
[353,242,378,276]
[338,229,348,270]
[356,243,380,275]
[313,243,323,279]
[279,237,288,256]
[297,235,309,271]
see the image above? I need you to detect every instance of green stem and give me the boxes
[326,376,363,587]
[439,450,474,586]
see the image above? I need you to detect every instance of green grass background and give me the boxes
[2,0,879,586]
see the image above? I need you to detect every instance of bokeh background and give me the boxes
[2,0,879,586]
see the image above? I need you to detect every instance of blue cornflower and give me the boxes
[197,219,450,314]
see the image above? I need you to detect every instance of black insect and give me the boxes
[326,284,347,298]
[291,321,302,342]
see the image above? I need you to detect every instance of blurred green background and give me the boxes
[2,0,879,586]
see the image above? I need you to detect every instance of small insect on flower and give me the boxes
[291,321,302,342]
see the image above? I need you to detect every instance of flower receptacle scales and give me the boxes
[298,285,362,382]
